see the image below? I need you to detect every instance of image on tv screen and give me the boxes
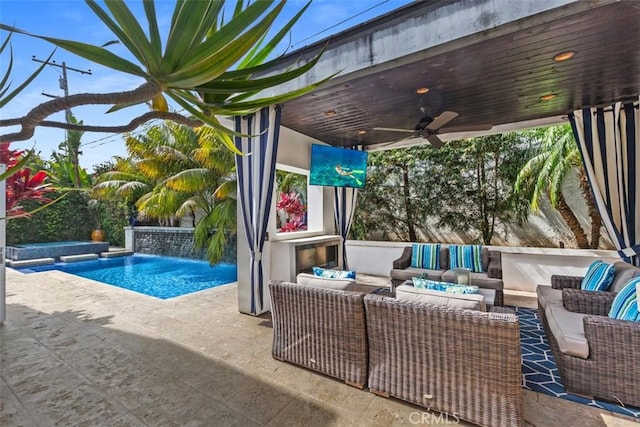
[309,144,368,188]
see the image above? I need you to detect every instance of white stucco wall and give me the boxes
[346,240,620,294]
[237,127,336,315]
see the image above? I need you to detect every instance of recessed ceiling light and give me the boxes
[416,87,429,94]
[324,110,337,117]
[357,130,367,135]
[540,93,557,101]
[553,51,575,62]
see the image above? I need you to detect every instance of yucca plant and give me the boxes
[0,0,330,148]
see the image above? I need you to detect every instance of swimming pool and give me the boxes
[16,254,237,299]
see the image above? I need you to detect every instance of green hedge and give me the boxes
[101,200,129,247]
[6,191,128,246]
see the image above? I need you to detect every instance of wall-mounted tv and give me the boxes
[309,144,368,188]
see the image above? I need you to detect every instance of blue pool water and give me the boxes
[16,241,88,248]
[18,254,237,299]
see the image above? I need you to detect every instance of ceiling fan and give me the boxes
[373,109,492,148]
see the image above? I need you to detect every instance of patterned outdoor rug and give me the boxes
[516,307,640,419]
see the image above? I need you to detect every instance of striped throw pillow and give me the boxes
[412,277,479,294]
[608,277,640,321]
[449,245,484,273]
[580,261,615,291]
[411,244,440,270]
[312,266,356,280]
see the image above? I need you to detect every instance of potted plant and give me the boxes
[126,202,137,226]
[87,198,104,241]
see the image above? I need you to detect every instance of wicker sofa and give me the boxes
[364,293,523,427]
[390,246,504,306]
[536,262,640,407]
[268,280,368,388]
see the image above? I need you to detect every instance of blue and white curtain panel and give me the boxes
[334,145,362,270]
[235,105,282,313]
[569,96,639,265]
[334,185,358,270]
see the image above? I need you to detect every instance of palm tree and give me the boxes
[515,125,602,248]
[95,122,237,264]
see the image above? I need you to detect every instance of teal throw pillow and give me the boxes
[412,277,479,294]
[608,277,640,321]
[411,244,440,270]
[449,245,484,273]
[312,266,356,280]
[581,260,616,291]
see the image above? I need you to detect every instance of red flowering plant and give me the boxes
[275,191,307,232]
[1,143,54,219]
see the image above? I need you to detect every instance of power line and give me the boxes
[80,108,187,149]
[291,0,390,48]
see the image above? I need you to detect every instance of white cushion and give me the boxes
[296,273,354,290]
[536,285,563,311]
[478,288,496,308]
[395,284,486,311]
[545,304,590,359]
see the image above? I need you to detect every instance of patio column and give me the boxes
[234,105,282,315]
[569,96,640,266]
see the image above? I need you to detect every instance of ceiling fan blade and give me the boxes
[426,133,444,148]
[439,124,493,133]
[373,127,415,133]
[427,111,458,130]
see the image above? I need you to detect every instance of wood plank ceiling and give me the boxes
[277,1,640,148]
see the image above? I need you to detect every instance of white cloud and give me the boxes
[59,10,84,22]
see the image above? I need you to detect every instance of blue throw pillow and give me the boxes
[449,245,484,273]
[412,277,479,294]
[411,244,440,270]
[312,266,356,280]
[581,261,615,291]
[608,277,640,321]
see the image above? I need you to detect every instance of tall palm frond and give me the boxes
[1,1,332,146]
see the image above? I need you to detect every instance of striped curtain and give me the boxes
[234,105,282,314]
[333,146,362,270]
[334,186,358,269]
[569,97,639,266]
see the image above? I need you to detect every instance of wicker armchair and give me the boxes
[268,280,368,389]
[364,294,523,427]
[538,265,636,329]
[540,289,640,407]
[538,265,640,407]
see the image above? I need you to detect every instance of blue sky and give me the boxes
[1,0,412,171]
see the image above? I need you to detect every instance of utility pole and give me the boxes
[32,56,92,187]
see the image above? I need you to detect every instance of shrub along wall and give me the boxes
[6,192,129,246]
[6,191,94,245]
[101,200,128,247]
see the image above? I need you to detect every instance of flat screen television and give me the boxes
[309,144,368,188]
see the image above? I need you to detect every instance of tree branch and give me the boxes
[34,112,202,134]
[1,80,162,142]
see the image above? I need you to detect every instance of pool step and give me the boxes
[60,254,99,263]
[8,258,55,268]
[101,250,133,258]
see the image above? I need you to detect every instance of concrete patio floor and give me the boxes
[1,268,638,427]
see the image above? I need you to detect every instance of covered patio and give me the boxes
[2,268,636,426]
